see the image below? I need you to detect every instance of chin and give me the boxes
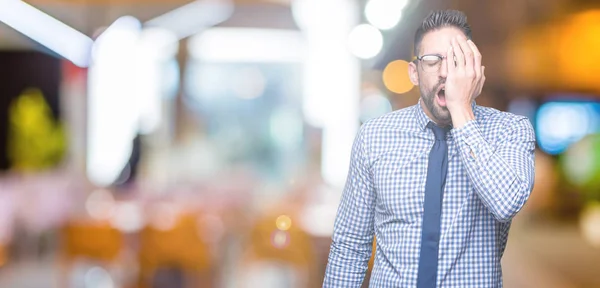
[432,110,452,125]
[422,94,451,123]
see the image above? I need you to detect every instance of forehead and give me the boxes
[420,26,466,55]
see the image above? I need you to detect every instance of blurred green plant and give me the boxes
[561,133,600,202]
[7,88,67,171]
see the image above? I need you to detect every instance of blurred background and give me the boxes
[0,0,599,287]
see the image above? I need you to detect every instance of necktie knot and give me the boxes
[427,122,448,141]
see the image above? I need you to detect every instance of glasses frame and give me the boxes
[415,54,447,73]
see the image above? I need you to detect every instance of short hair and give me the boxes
[413,10,472,57]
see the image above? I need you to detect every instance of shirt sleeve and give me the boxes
[452,116,536,223]
[323,126,376,287]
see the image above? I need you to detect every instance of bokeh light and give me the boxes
[364,0,407,30]
[557,10,600,90]
[148,202,178,231]
[536,102,600,155]
[275,215,292,231]
[360,92,393,122]
[580,202,600,248]
[84,266,115,288]
[269,108,304,149]
[271,230,290,249]
[231,66,266,100]
[347,24,383,59]
[562,134,600,197]
[382,60,414,94]
[85,189,116,220]
[109,202,144,233]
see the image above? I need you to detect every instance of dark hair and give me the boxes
[413,10,472,57]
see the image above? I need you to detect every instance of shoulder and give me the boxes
[359,105,419,138]
[353,105,420,161]
[474,105,535,140]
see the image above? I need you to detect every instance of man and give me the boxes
[323,9,535,288]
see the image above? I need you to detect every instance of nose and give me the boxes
[439,58,448,78]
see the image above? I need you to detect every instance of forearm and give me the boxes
[323,126,376,287]
[324,231,373,287]
[323,183,375,287]
[453,119,535,222]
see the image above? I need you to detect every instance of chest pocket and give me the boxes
[372,149,429,224]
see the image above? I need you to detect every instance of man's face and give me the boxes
[409,27,467,126]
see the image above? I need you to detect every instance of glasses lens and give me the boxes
[420,55,442,73]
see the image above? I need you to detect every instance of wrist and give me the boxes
[448,102,475,128]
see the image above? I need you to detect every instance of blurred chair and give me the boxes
[237,211,317,288]
[60,220,124,287]
[0,242,7,268]
[137,213,212,288]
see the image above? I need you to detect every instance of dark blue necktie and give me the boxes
[417,122,449,288]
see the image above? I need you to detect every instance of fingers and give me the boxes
[456,36,474,76]
[482,65,486,82]
[475,66,486,98]
[447,36,486,101]
[466,39,481,80]
[480,65,486,91]
[446,45,455,76]
[451,37,465,72]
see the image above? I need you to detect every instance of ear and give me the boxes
[408,61,419,86]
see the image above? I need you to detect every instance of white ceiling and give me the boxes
[0,0,297,50]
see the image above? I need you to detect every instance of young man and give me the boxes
[323,9,536,288]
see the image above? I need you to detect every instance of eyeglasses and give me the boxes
[415,54,447,73]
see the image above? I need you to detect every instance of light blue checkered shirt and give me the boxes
[324,101,536,288]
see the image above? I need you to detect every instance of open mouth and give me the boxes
[436,87,446,106]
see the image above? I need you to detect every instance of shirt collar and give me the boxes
[414,98,431,131]
[413,98,477,131]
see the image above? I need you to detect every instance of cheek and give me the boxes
[420,76,437,91]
